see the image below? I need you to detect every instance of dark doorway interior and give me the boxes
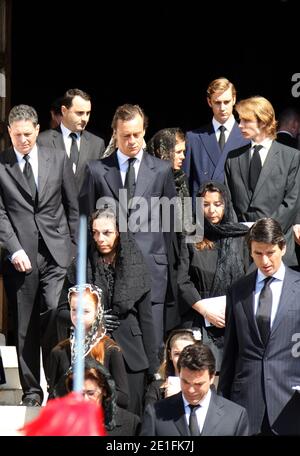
[10,1,299,143]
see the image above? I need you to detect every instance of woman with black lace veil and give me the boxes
[56,206,158,416]
[147,127,189,203]
[178,181,249,372]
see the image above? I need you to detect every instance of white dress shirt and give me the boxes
[182,388,211,433]
[250,138,273,166]
[117,148,143,185]
[15,145,38,187]
[213,115,236,144]
[254,262,285,327]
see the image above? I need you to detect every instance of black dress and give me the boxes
[178,238,245,371]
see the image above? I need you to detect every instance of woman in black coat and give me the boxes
[56,206,158,416]
[178,181,249,372]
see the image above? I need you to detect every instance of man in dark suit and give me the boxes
[225,96,300,267]
[79,104,177,353]
[140,343,248,436]
[218,218,300,435]
[0,104,79,406]
[184,77,249,203]
[276,107,300,149]
[38,88,105,192]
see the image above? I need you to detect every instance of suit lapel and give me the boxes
[223,123,241,153]
[76,131,89,175]
[238,145,252,200]
[4,148,33,198]
[173,395,190,436]
[133,152,156,204]
[201,391,225,436]
[53,127,66,150]
[241,271,263,341]
[252,141,278,199]
[271,268,300,336]
[200,124,220,167]
[103,154,123,200]
[37,147,51,197]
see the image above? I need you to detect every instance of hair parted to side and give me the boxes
[235,96,277,139]
[177,343,216,376]
[8,104,39,127]
[246,218,286,251]
[206,77,236,100]
[90,206,119,232]
[147,127,185,161]
[111,103,148,131]
[159,329,200,379]
[62,88,91,109]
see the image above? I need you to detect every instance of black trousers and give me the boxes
[3,240,67,402]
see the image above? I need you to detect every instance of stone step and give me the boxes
[0,405,41,435]
[0,346,48,405]
[0,388,22,405]
[0,346,21,389]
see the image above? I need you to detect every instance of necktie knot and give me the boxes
[218,125,226,151]
[263,276,273,286]
[23,154,30,163]
[253,144,263,154]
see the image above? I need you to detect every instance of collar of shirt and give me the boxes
[182,388,211,411]
[15,145,38,186]
[14,144,38,165]
[277,130,294,138]
[117,148,143,166]
[117,148,143,185]
[255,262,285,325]
[256,261,286,285]
[250,138,273,166]
[182,389,211,433]
[61,123,80,157]
[212,115,235,135]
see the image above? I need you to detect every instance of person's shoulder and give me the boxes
[285,265,300,282]
[186,122,212,136]
[144,152,172,171]
[227,143,250,159]
[213,390,247,414]
[273,140,300,156]
[82,129,105,144]
[38,128,60,140]
[0,147,13,163]
[38,144,66,160]
[153,391,182,411]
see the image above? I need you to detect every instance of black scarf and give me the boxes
[89,231,151,314]
[198,181,249,297]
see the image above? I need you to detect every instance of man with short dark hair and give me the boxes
[140,343,248,436]
[38,88,105,192]
[218,217,300,435]
[0,104,79,406]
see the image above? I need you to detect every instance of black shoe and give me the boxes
[20,397,41,407]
